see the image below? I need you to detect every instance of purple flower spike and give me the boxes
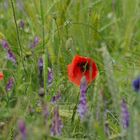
[19,20,25,29]
[38,57,43,74]
[48,67,53,86]
[1,40,16,64]
[18,119,27,140]
[50,106,63,136]
[80,76,87,94]
[121,99,130,129]
[77,76,88,120]
[34,36,39,44]
[6,78,14,92]
[51,91,61,104]
[133,77,140,92]
[1,40,9,50]
[31,36,39,48]
[7,49,16,64]
[38,57,44,87]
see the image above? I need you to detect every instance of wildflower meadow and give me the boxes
[0,0,140,140]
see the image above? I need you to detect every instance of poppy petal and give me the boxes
[67,55,98,86]
[0,72,4,80]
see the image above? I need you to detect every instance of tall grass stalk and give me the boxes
[10,0,27,75]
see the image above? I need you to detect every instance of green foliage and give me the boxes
[0,0,140,139]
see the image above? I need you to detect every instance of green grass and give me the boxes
[0,0,140,139]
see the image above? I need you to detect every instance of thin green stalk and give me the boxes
[53,17,61,77]
[10,0,27,75]
[40,0,45,51]
[40,0,48,96]
[71,92,80,124]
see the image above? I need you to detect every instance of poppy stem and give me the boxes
[71,92,80,124]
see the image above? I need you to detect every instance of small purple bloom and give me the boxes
[38,57,43,73]
[121,99,130,129]
[31,36,39,48]
[51,91,61,104]
[50,106,63,136]
[1,40,16,64]
[38,57,44,87]
[18,119,27,140]
[48,67,53,86]
[77,76,88,120]
[1,40,9,50]
[19,20,25,29]
[6,78,14,92]
[133,77,140,92]
[7,49,16,64]
[34,36,39,44]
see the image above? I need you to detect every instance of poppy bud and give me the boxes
[65,37,73,51]
[38,87,45,97]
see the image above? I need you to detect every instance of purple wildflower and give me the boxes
[132,76,140,92]
[34,36,39,44]
[50,106,63,136]
[6,78,14,92]
[31,36,39,48]
[38,57,43,73]
[121,99,130,129]
[77,76,88,120]
[38,57,44,87]
[48,67,53,86]
[51,91,61,104]
[7,49,16,64]
[1,40,16,64]
[19,20,25,29]
[18,119,27,140]
[1,40,9,50]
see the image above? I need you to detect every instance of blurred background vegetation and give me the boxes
[0,0,140,139]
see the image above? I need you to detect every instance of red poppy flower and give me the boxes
[68,55,98,86]
[0,72,4,80]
